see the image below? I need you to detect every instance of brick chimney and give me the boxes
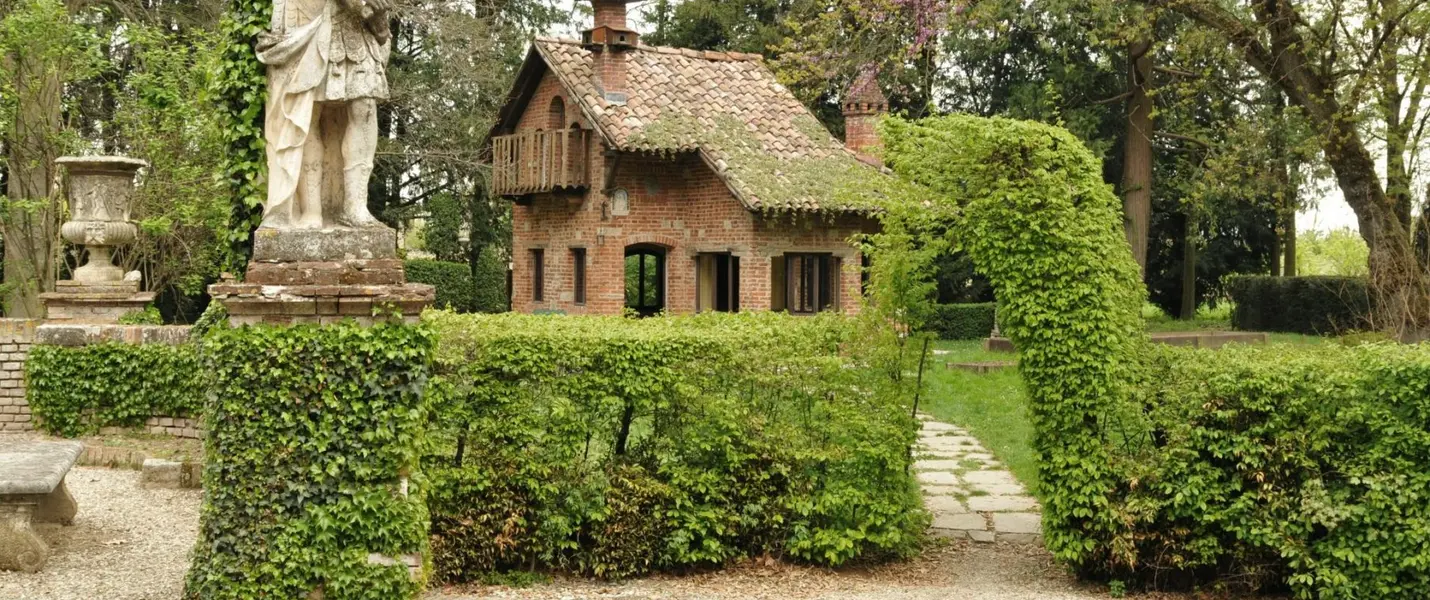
[583,0,639,105]
[842,68,888,165]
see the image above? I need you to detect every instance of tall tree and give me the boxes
[1137,0,1430,338]
[0,0,99,317]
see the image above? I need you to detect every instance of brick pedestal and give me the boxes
[212,229,433,326]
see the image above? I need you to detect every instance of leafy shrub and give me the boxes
[27,342,202,437]
[118,305,164,325]
[423,311,926,581]
[184,321,435,600]
[922,302,995,339]
[1110,343,1430,597]
[1225,275,1370,334]
[406,256,507,313]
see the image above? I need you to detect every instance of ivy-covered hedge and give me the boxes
[882,115,1146,574]
[1225,275,1371,334]
[27,342,203,437]
[184,322,435,600]
[423,311,926,581]
[922,302,995,340]
[880,113,1430,597]
[1116,343,1430,597]
[405,257,508,313]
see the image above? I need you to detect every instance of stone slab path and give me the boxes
[914,414,1042,544]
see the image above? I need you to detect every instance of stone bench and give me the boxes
[0,440,82,572]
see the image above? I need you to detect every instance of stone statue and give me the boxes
[257,0,393,229]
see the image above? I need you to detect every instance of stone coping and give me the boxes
[35,324,193,347]
[0,440,83,495]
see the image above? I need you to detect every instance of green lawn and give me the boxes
[921,340,1039,490]
[918,324,1339,494]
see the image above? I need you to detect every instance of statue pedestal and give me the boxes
[40,281,156,324]
[211,228,433,326]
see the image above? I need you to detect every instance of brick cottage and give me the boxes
[486,0,898,316]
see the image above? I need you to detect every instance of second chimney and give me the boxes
[583,0,638,105]
[842,68,888,165]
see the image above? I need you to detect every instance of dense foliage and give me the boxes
[185,322,435,600]
[404,258,507,314]
[1115,343,1430,597]
[1226,275,1371,334]
[212,0,269,271]
[922,303,995,340]
[879,114,1147,571]
[423,311,927,581]
[27,341,202,437]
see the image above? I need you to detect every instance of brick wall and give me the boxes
[0,321,198,437]
[509,70,876,316]
[0,319,38,432]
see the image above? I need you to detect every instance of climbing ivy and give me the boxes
[878,115,1147,571]
[27,342,203,437]
[212,0,269,272]
[184,321,434,600]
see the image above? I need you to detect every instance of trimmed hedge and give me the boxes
[27,342,203,437]
[405,256,508,314]
[423,311,927,581]
[184,321,435,600]
[923,302,995,340]
[1226,275,1371,334]
[1110,343,1430,597]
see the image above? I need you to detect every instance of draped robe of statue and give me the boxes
[257,0,391,229]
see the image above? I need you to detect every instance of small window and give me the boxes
[572,248,587,305]
[531,248,545,302]
[548,97,565,130]
[784,253,839,314]
[696,253,740,313]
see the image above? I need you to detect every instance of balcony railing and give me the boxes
[491,128,591,196]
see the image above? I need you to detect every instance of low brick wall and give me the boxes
[0,319,39,432]
[0,320,196,436]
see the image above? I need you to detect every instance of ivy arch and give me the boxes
[878,115,1146,572]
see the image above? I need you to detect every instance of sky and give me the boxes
[550,0,1380,234]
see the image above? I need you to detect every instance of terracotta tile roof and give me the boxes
[532,37,900,213]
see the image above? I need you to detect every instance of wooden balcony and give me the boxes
[491,129,592,196]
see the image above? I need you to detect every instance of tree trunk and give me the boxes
[1283,208,1296,277]
[1121,39,1154,278]
[1180,212,1197,319]
[3,50,63,318]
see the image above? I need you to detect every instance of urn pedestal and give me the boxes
[208,227,433,326]
[40,157,155,323]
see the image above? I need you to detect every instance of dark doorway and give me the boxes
[696,253,740,312]
[624,245,665,317]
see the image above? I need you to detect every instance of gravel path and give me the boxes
[0,467,201,600]
[425,543,1132,600]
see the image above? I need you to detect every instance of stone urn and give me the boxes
[56,156,146,284]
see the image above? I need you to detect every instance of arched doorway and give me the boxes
[624,244,665,317]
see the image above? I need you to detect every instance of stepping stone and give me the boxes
[964,470,1020,486]
[967,495,1039,512]
[924,495,968,514]
[920,485,963,496]
[992,512,1042,535]
[970,482,1026,496]
[968,529,996,543]
[919,421,958,432]
[913,459,965,471]
[932,512,985,531]
[917,471,960,486]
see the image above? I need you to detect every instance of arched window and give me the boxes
[548,97,566,130]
